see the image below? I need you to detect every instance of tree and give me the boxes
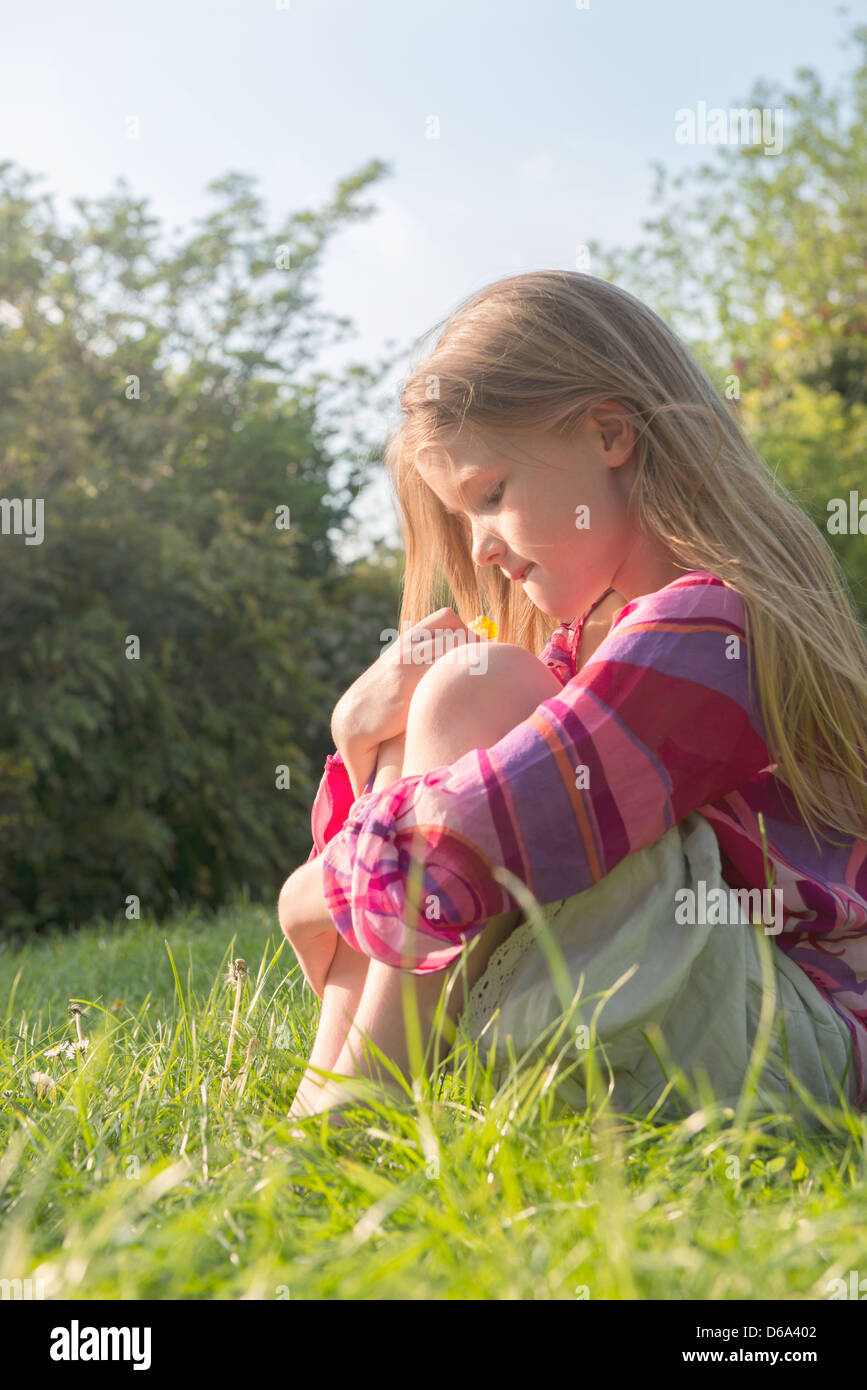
[0,160,402,934]
[588,22,867,612]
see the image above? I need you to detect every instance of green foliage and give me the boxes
[0,161,402,933]
[589,23,867,617]
[4,26,867,934]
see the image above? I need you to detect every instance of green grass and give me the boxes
[1,895,866,1301]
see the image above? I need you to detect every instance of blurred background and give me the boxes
[1,0,865,936]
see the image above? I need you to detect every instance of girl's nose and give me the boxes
[471,522,504,567]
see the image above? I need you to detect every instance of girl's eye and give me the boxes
[484,483,504,508]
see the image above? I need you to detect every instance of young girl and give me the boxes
[278,270,867,1128]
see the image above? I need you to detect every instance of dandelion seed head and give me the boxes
[226,958,246,987]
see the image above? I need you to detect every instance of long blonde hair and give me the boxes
[383,270,867,847]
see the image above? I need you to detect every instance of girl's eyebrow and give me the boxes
[440,464,500,513]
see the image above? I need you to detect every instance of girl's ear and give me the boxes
[588,401,636,465]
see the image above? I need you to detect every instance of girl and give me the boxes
[278,270,867,1128]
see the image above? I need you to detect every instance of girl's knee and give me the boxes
[277,873,297,940]
[415,639,560,710]
[405,639,561,756]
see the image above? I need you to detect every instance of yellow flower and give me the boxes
[467,615,498,640]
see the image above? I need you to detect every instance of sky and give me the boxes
[2,0,862,556]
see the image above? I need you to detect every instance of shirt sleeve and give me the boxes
[306,751,377,862]
[318,575,774,973]
[537,624,576,689]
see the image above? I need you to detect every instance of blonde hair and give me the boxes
[383,270,867,847]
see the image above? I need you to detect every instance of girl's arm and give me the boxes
[338,728,408,800]
[315,573,773,975]
[335,733,380,802]
[329,606,475,798]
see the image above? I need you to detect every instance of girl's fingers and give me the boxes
[404,629,478,667]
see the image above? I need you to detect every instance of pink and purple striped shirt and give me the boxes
[306,570,867,1106]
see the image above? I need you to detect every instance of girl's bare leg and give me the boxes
[291,642,562,1119]
[288,732,408,1119]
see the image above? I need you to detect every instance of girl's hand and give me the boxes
[331,606,478,752]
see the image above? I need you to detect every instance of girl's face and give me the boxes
[415,402,686,622]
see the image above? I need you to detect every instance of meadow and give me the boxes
[1,897,865,1301]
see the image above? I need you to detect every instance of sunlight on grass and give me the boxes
[0,889,866,1300]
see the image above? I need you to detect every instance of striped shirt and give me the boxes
[307,570,867,1106]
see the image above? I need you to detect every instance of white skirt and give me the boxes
[456,812,858,1127]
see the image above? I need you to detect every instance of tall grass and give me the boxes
[1,885,866,1300]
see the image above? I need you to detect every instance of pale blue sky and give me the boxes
[2,0,862,552]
